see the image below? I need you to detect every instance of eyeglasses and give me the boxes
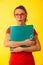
[14,13,26,17]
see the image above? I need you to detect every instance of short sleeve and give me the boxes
[6,28,10,34]
[6,28,38,35]
[34,29,38,36]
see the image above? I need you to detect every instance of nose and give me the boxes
[18,14,22,18]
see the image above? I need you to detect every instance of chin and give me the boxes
[19,22,22,25]
[18,22,23,25]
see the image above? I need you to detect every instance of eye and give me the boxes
[21,13,25,15]
[15,14,18,16]
[21,13,24,15]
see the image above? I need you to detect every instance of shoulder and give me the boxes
[6,27,10,34]
[6,27,38,35]
[34,29,38,36]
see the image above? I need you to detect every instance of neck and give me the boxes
[17,21,26,26]
[17,23,26,26]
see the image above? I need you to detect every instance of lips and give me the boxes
[18,20,22,22]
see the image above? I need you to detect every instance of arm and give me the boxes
[13,35,41,52]
[4,34,24,47]
[23,35,41,52]
[4,33,35,48]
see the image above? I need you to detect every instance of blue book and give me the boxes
[10,25,34,51]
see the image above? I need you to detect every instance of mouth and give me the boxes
[18,20,22,22]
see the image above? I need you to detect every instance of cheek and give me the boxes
[21,14,26,19]
[14,16,18,20]
[15,17,18,20]
[22,16,26,20]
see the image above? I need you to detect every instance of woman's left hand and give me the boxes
[13,47,24,52]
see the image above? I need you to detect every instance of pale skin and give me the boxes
[4,9,41,52]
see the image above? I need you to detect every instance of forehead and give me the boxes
[14,9,25,14]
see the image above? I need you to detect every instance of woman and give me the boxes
[4,5,41,65]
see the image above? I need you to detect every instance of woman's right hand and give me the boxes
[24,38,35,46]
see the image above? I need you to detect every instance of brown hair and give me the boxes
[14,5,27,22]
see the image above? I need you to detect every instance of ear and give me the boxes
[25,13,27,17]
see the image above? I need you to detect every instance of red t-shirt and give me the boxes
[6,28,38,65]
[6,28,38,36]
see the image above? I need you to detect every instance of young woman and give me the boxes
[4,5,41,65]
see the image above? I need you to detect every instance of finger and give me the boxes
[29,38,32,40]
[32,41,35,44]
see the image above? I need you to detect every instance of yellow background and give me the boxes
[0,0,43,65]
